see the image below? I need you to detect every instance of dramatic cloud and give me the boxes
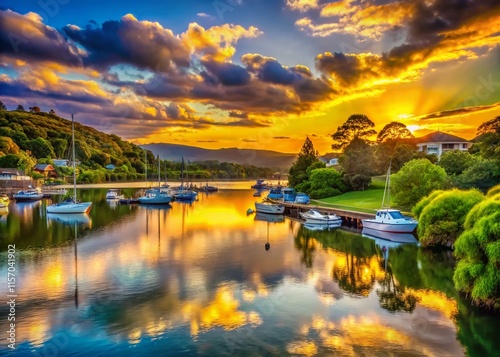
[0,10,82,66]
[286,0,319,12]
[417,102,500,121]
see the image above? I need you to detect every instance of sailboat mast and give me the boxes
[144,150,147,188]
[157,155,160,187]
[181,157,184,188]
[72,114,76,202]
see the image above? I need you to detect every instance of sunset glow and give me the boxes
[0,1,499,153]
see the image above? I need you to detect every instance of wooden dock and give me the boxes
[282,202,375,227]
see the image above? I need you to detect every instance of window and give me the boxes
[462,143,468,149]
[389,211,405,219]
[442,143,455,149]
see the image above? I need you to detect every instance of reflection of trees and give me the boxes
[294,228,316,268]
[332,253,375,296]
[377,265,419,313]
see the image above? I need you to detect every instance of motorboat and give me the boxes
[203,183,219,192]
[283,187,296,203]
[266,186,284,201]
[138,188,172,204]
[106,189,124,200]
[362,209,418,233]
[251,179,270,190]
[13,186,43,202]
[294,192,310,205]
[299,209,342,225]
[254,201,285,215]
[361,163,418,233]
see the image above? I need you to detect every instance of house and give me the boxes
[105,164,116,170]
[0,169,31,181]
[415,131,472,158]
[33,164,57,178]
[320,153,339,167]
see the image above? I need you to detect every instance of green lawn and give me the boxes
[312,176,388,213]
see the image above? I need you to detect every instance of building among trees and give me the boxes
[415,132,471,158]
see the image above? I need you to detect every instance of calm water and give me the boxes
[0,188,499,357]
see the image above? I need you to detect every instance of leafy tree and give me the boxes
[477,116,500,136]
[456,159,500,192]
[307,168,345,199]
[90,152,111,167]
[0,136,20,155]
[288,137,320,188]
[0,154,22,168]
[49,109,56,115]
[29,106,41,113]
[0,101,6,110]
[391,158,448,209]
[412,190,445,218]
[377,121,414,143]
[486,184,500,198]
[51,138,68,158]
[375,141,417,174]
[416,189,484,247]
[28,137,55,159]
[454,198,500,310]
[438,150,475,176]
[16,105,25,111]
[331,114,376,150]
[339,137,375,190]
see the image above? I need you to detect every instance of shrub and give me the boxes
[417,189,484,247]
[412,190,445,218]
[487,184,500,198]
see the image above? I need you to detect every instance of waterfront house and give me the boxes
[415,131,471,158]
[0,169,31,181]
[34,164,57,178]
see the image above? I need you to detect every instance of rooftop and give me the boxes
[415,131,469,143]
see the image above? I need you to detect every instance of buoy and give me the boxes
[265,242,270,251]
[246,208,254,215]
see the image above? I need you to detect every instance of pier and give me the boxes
[282,202,375,228]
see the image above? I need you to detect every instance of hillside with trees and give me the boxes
[0,107,276,183]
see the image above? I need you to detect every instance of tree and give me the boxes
[339,138,375,190]
[16,105,25,111]
[377,122,414,143]
[0,136,20,155]
[453,196,500,310]
[307,168,345,199]
[375,141,417,174]
[51,138,68,158]
[438,150,476,176]
[49,109,56,115]
[456,159,500,192]
[477,116,500,136]
[331,114,376,150]
[416,189,484,247]
[29,106,41,113]
[0,101,6,110]
[28,137,55,159]
[288,137,320,188]
[391,158,448,209]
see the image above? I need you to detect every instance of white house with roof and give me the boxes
[415,131,472,158]
[0,169,32,180]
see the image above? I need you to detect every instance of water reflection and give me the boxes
[0,188,498,356]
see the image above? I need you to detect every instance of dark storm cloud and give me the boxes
[201,61,251,86]
[0,10,82,66]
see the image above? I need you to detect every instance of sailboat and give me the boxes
[173,157,197,201]
[361,163,418,233]
[47,115,93,214]
[138,155,172,204]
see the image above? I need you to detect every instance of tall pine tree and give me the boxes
[288,137,320,188]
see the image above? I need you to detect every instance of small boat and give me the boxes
[119,197,140,204]
[203,184,219,192]
[283,187,296,203]
[294,192,310,205]
[138,188,172,204]
[299,209,342,224]
[253,191,262,197]
[47,115,93,214]
[254,201,285,215]
[266,186,284,201]
[361,163,418,233]
[0,194,10,208]
[13,186,43,202]
[173,157,197,201]
[106,189,124,200]
[251,179,270,190]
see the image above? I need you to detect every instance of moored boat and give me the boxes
[254,201,285,215]
[106,189,124,200]
[283,187,296,203]
[266,186,284,201]
[14,187,43,202]
[299,209,342,225]
[138,188,172,204]
[294,192,310,204]
[251,179,270,190]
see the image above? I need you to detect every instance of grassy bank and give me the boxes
[312,176,387,213]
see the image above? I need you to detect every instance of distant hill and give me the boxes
[142,143,297,169]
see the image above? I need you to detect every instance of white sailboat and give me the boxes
[361,163,418,233]
[46,115,93,214]
[138,155,172,204]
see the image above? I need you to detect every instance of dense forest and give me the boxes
[0,107,275,183]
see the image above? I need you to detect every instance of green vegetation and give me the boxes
[391,158,448,210]
[306,167,345,199]
[453,202,500,310]
[415,189,484,247]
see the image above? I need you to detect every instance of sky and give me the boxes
[0,0,499,154]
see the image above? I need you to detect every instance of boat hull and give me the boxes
[361,220,417,233]
[138,197,172,204]
[361,228,418,244]
[254,202,285,215]
[46,202,93,214]
[13,194,43,202]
